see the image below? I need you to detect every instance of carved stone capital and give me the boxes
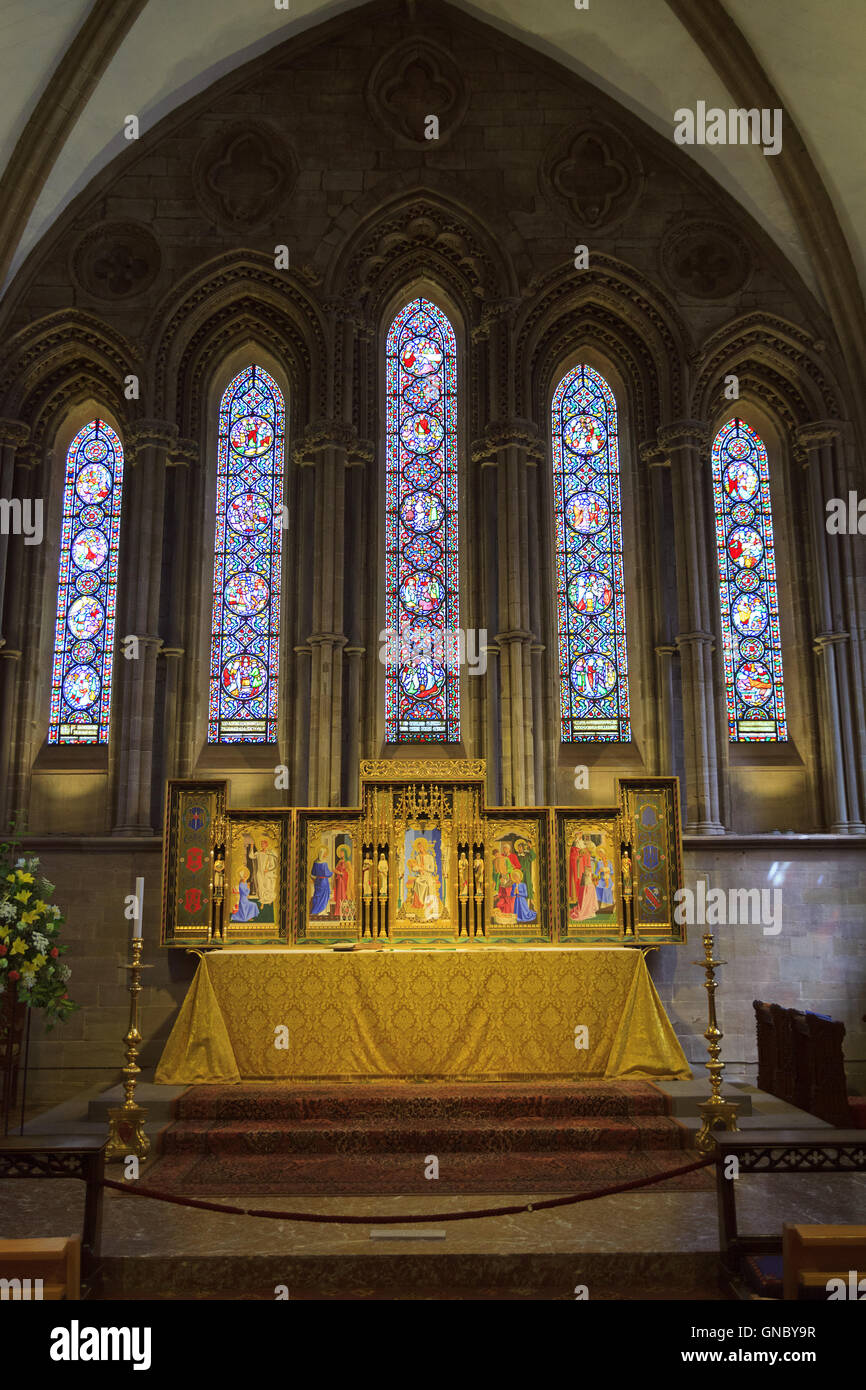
[495,629,534,645]
[795,419,847,453]
[813,630,849,652]
[657,421,708,453]
[293,421,373,466]
[639,439,668,467]
[675,630,715,649]
[471,421,545,465]
[0,419,30,450]
[131,420,179,454]
[168,437,200,468]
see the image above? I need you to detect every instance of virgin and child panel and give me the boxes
[557,813,621,940]
[395,826,451,927]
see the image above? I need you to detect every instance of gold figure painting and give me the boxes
[485,818,547,936]
[559,814,620,937]
[302,820,360,936]
[396,827,449,924]
[226,818,282,934]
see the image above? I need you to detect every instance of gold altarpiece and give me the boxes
[160,761,685,948]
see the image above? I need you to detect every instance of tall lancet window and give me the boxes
[552,365,630,741]
[384,298,459,742]
[208,365,284,743]
[711,418,787,741]
[49,419,124,744]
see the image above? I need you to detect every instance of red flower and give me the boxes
[50,947,59,958]
[0,944,6,956]
[61,992,68,1000]
[8,970,19,982]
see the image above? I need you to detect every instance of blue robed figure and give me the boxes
[232,872,260,922]
[310,849,332,915]
[513,879,537,923]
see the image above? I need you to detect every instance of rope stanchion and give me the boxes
[102,1153,714,1225]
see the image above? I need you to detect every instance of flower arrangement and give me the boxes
[0,834,75,1029]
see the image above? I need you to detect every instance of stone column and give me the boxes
[654,644,677,776]
[660,421,725,833]
[113,421,176,834]
[796,420,865,832]
[0,420,30,825]
[302,433,348,807]
[159,437,196,781]
[0,419,30,639]
[480,426,545,806]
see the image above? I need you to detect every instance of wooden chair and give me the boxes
[782,1224,866,1301]
[0,1236,80,1300]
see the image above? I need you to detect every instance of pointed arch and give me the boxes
[208,365,284,743]
[711,418,787,740]
[48,418,125,744]
[552,364,630,742]
[384,297,460,742]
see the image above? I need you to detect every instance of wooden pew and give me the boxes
[715,1130,866,1299]
[0,1236,80,1299]
[782,1224,866,1301]
[0,1135,106,1296]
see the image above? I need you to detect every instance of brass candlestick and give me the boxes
[694,930,739,1152]
[105,936,153,1162]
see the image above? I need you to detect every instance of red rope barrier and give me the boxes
[102,1153,714,1224]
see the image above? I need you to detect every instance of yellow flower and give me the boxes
[20,910,39,925]
[31,953,46,970]
[15,872,34,884]
[14,890,32,904]
[0,926,8,940]
[33,900,48,914]
[10,938,27,955]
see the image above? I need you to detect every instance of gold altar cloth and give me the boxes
[155,946,691,1084]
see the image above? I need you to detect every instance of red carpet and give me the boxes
[144,1082,712,1197]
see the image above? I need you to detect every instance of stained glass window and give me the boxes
[711,418,787,741]
[48,419,124,744]
[553,365,630,742]
[208,366,284,743]
[385,298,459,742]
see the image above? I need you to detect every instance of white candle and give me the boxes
[133,877,144,938]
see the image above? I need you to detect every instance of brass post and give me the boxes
[105,936,153,1162]
[694,930,739,1152]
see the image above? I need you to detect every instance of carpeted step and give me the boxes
[142,1146,711,1197]
[160,1114,687,1157]
[172,1081,670,1125]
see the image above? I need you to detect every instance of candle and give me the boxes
[133,876,144,938]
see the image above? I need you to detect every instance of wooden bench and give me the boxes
[783,1224,866,1301]
[715,1130,866,1299]
[0,1136,106,1295]
[0,1236,80,1299]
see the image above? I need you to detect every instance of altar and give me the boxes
[155,945,691,1084]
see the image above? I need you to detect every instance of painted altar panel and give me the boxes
[556,811,621,941]
[296,812,363,943]
[619,778,685,943]
[161,780,228,944]
[223,814,288,942]
[484,816,550,942]
[391,821,455,940]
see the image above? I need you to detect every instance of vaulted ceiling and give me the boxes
[1,0,863,343]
